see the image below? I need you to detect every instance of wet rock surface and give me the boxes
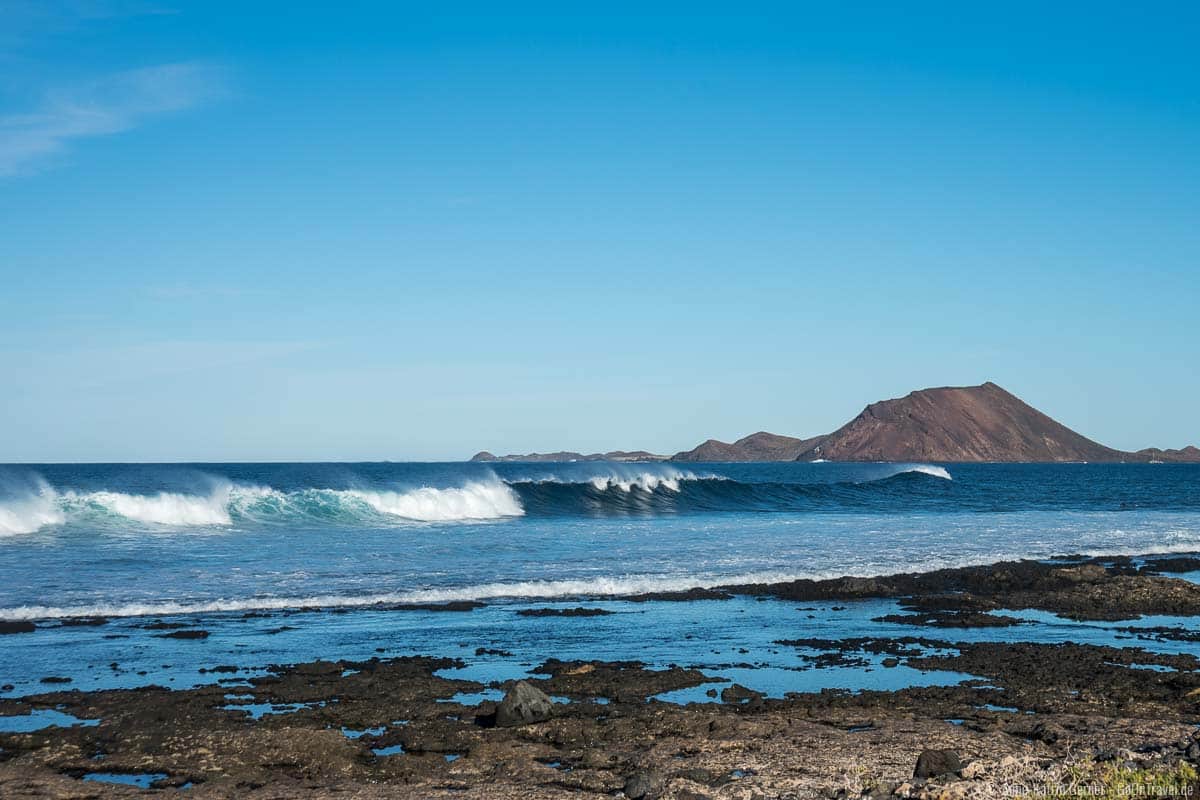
[2,646,1199,798]
[720,556,1200,621]
[2,555,1199,798]
[515,607,614,617]
[492,681,554,727]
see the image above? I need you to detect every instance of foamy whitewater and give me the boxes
[0,461,1197,621]
[0,464,932,533]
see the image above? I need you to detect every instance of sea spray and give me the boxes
[888,464,952,481]
[345,482,523,521]
[74,486,235,526]
[0,483,65,535]
[0,466,965,532]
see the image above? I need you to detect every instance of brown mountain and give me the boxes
[792,382,1131,463]
[470,382,1199,463]
[1134,446,1200,463]
[671,432,826,462]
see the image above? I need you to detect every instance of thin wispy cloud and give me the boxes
[0,61,224,176]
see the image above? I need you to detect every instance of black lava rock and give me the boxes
[914,749,962,779]
[156,630,210,640]
[494,680,554,727]
[623,769,664,799]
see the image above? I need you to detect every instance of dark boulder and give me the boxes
[0,621,36,635]
[156,629,210,640]
[516,607,614,617]
[623,769,665,799]
[914,749,962,778]
[494,680,554,727]
[720,684,763,705]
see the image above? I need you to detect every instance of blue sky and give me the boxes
[1,1,1197,461]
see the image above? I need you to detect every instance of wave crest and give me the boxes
[0,464,955,533]
[71,488,234,526]
[585,472,691,492]
[0,483,65,536]
[1,480,525,532]
[344,483,524,522]
[891,465,952,481]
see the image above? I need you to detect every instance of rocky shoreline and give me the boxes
[2,555,1200,798]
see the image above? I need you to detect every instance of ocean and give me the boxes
[1,461,1198,699]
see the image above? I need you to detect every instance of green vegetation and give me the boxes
[1056,761,1199,799]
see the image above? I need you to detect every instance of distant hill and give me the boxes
[1134,446,1200,463]
[469,382,1200,463]
[470,450,665,463]
[671,431,827,462]
[792,382,1132,462]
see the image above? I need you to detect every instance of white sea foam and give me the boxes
[0,570,802,620]
[5,534,1200,622]
[586,473,689,492]
[345,482,523,521]
[895,464,952,480]
[15,541,1200,621]
[0,484,65,536]
[72,487,235,526]
[519,466,710,493]
[0,479,525,532]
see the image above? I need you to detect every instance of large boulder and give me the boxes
[914,749,962,779]
[494,680,554,727]
[623,769,665,799]
[720,684,763,705]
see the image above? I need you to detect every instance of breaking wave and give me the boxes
[0,481,65,536]
[76,488,235,526]
[897,464,952,480]
[0,465,958,534]
[507,466,952,516]
[341,483,524,522]
[0,481,525,534]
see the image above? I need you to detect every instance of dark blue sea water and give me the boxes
[0,462,1197,702]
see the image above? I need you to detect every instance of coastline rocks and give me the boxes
[624,588,733,603]
[623,769,665,799]
[495,681,554,727]
[390,600,485,612]
[0,622,35,635]
[1139,557,1200,574]
[874,611,1025,628]
[4,649,1200,798]
[156,629,210,640]
[720,684,764,707]
[534,660,715,704]
[722,557,1200,621]
[914,749,962,778]
[516,607,614,617]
